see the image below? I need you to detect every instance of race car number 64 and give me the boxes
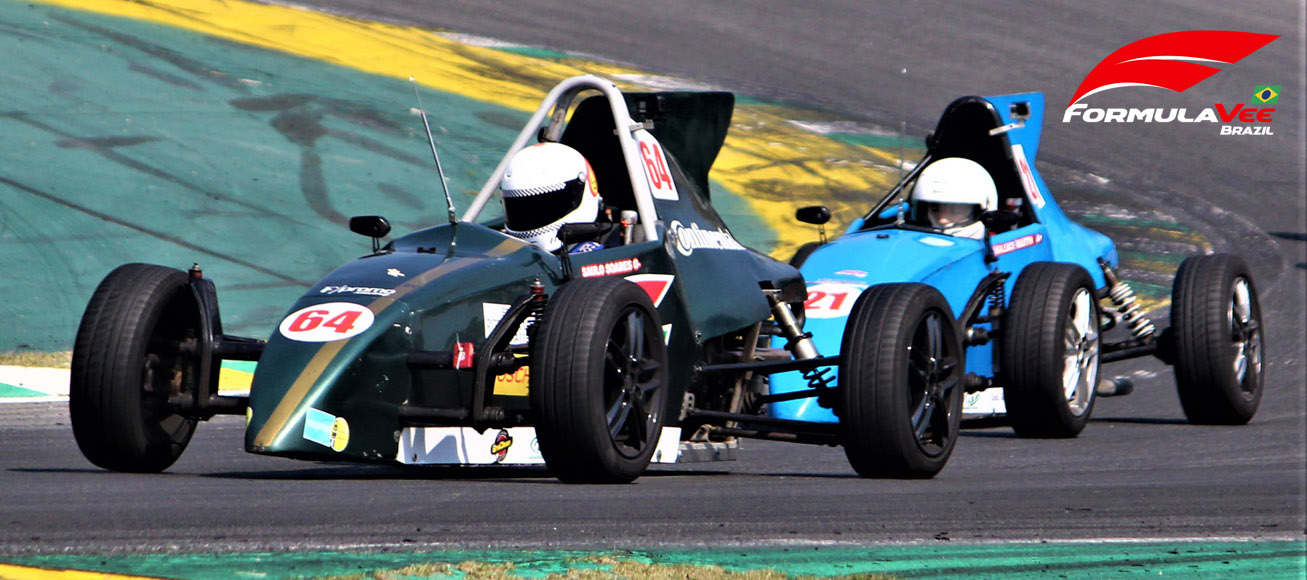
[279,302,375,342]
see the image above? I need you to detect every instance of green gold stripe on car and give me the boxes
[29,0,898,260]
[252,241,525,447]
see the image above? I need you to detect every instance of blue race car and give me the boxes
[768,92,1265,477]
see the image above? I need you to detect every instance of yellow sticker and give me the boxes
[330,417,350,452]
[493,366,530,397]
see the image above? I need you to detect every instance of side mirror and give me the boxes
[795,206,832,225]
[980,210,1019,233]
[349,215,391,253]
[349,215,392,239]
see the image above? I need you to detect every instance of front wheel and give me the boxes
[1170,254,1264,424]
[532,277,669,483]
[839,283,963,478]
[70,263,202,472]
[1000,262,1100,438]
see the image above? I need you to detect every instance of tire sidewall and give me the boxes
[532,277,668,482]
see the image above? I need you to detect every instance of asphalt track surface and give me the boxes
[2,0,1305,562]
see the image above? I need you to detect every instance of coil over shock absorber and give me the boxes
[766,292,835,393]
[1098,259,1155,341]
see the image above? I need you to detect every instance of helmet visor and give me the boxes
[928,202,976,228]
[503,177,587,232]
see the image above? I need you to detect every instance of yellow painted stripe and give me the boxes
[0,563,167,580]
[30,0,895,259]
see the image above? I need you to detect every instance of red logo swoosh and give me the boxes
[1068,31,1278,107]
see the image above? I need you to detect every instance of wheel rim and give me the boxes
[905,310,959,456]
[1062,287,1099,416]
[1229,277,1262,396]
[603,306,663,460]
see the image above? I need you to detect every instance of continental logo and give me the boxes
[668,220,745,256]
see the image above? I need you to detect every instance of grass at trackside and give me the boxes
[0,350,71,368]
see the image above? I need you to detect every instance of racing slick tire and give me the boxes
[70,263,201,472]
[839,283,963,478]
[1001,262,1100,438]
[532,277,669,483]
[1170,254,1263,424]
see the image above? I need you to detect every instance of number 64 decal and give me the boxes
[279,302,375,342]
[636,131,678,201]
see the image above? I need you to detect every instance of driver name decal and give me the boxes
[580,257,642,278]
[279,302,374,342]
[992,233,1045,257]
[668,221,745,256]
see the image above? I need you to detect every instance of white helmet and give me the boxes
[912,157,997,238]
[501,143,601,252]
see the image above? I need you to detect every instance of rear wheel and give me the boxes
[839,283,963,478]
[532,277,668,483]
[1171,254,1263,424]
[1001,262,1100,438]
[70,263,201,472]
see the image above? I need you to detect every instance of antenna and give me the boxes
[411,77,458,225]
[896,67,908,225]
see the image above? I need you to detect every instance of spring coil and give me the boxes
[1108,281,1155,340]
[989,279,1006,312]
[804,366,835,390]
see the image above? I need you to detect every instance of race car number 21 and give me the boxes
[279,302,375,342]
[804,283,867,319]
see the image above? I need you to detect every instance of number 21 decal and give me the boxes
[804,283,866,319]
[279,302,375,342]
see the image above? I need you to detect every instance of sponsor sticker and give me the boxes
[303,407,350,451]
[320,285,396,297]
[279,302,374,342]
[668,220,746,256]
[804,282,867,319]
[625,273,674,307]
[493,364,529,397]
[387,268,405,277]
[491,429,513,463]
[483,303,531,346]
[992,233,1044,257]
[580,257,643,278]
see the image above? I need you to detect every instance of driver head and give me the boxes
[911,157,998,237]
[500,143,601,252]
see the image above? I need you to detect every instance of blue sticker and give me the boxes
[303,407,335,448]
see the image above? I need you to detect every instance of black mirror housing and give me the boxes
[980,210,1019,233]
[795,206,832,225]
[349,215,392,239]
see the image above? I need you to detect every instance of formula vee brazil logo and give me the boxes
[1063,30,1280,136]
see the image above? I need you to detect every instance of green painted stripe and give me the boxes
[0,384,48,398]
[3,541,1303,579]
